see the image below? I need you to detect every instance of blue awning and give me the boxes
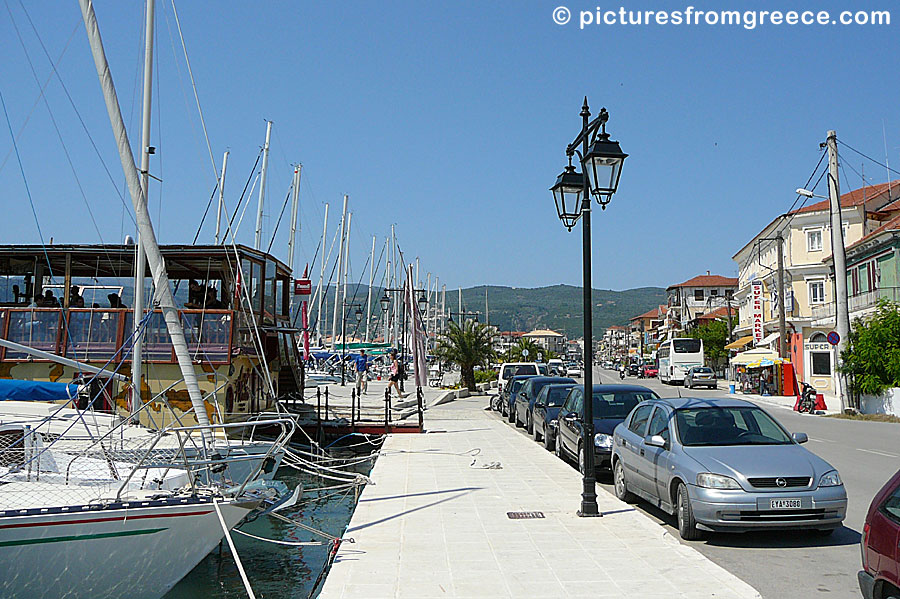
[0,379,79,402]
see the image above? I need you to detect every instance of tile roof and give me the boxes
[845,212,900,252]
[631,307,663,321]
[793,180,900,215]
[668,274,738,289]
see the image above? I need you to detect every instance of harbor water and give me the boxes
[164,450,376,599]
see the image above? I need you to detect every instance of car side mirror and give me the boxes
[564,412,578,420]
[792,432,808,444]
[645,434,667,448]
[534,402,544,409]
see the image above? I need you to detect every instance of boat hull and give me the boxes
[0,497,253,599]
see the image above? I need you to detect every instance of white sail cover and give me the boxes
[405,265,427,388]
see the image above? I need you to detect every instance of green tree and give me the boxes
[840,299,900,396]
[689,320,729,368]
[433,320,497,391]
[505,338,542,362]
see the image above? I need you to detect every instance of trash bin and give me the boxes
[728,384,735,394]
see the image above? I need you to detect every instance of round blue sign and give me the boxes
[827,331,840,346]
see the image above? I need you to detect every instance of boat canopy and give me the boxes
[0,379,79,402]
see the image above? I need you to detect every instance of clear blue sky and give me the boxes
[1,1,898,291]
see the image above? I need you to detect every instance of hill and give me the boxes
[458,284,666,339]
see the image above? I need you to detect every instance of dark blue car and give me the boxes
[531,382,577,450]
[500,375,535,419]
[513,376,576,432]
[555,384,658,475]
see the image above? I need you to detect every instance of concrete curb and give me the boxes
[430,390,456,407]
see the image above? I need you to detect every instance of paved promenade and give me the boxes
[319,394,762,599]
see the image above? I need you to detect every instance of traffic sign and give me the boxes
[827,331,840,346]
[522,349,529,358]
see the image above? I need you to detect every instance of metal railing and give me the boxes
[811,286,900,321]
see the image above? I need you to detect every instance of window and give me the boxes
[592,392,656,419]
[858,264,870,294]
[628,404,653,435]
[809,332,827,343]
[811,352,831,376]
[879,484,900,524]
[673,339,701,353]
[725,289,734,299]
[808,280,825,304]
[710,289,718,297]
[807,229,823,252]
[694,289,704,301]
[571,390,584,417]
[647,407,670,443]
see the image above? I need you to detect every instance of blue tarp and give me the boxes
[0,379,79,402]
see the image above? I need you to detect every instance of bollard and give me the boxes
[351,389,356,428]
[324,387,329,423]
[316,387,322,447]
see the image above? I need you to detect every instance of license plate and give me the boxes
[770,498,802,509]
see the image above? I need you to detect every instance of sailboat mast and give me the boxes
[316,203,328,344]
[214,151,229,244]
[287,164,301,272]
[341,211,352,346]
[131,0,154,417]
[79,0,211,427]
[254,120,272,249]
[365,235,375,342]
[331,195,348,350]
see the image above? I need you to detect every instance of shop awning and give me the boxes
[759,332,780,346]
[725,335,753,350]
[731,348,779,365]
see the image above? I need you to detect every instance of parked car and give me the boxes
[612,397,847,540]
[685,366,717,389]
[500,375,536,419]
[555,384,659,475]
[641,364,658,378]
[532,383,577,450]
[547,359,565,376]
[497,362,539,396]
[627,362,641,376]
[858,469,900,599]
[513,376,576,432]
[565,362,583,378]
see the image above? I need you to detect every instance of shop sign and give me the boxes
[293,278,312,296]
[807,343,831,351]
[751,280,764,343]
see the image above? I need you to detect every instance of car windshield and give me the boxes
[592,392,657,419]
[675,406,793,446]
[674,339,701,353]
[545,386,574,407]
[503,364,537,378]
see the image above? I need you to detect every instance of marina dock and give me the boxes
[319,392,762,598]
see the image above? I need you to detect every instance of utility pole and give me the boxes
[827,129,850,412]
[254,120,273,249]
[776,233,787,359]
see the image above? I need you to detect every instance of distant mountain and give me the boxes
[457,284,666,339]
[308,283,666,340]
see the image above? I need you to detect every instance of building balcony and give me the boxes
[810,287,900,324]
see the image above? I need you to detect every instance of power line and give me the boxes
[838,139,900,178]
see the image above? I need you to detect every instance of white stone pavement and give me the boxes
[319,395,762,599]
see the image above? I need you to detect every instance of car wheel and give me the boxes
[613,459,636,504]
[532,419,541,442]
[508,406,515,423]
[544,426,555,451]
[555,433,564,459]
[676,483,704,541]
[526,413,533,434]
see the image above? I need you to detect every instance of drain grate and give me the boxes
[507,511,545,520]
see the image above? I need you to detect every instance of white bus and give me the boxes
[658,338,704,385]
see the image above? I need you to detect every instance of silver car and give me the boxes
[611,397,846,540]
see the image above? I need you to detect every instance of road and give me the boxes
[492,367,899,599]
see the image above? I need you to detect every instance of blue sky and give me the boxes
[1,1,898,291]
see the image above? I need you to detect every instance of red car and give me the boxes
[859,469,900,599]
[641,364,658,378]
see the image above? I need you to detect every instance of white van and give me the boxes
[498,362,539,393]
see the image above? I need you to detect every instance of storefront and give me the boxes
[730,349,795,396]
[800,331,836,396]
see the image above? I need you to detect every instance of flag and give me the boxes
[405,265,427,387]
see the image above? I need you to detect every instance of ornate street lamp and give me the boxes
[355,306,364,322]
[551,97,627,518]
[380,292,390,312]
[417,291,427,313]
[551,161,585,231]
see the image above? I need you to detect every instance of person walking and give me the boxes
[387,349,408,398]
[355,349,369,396]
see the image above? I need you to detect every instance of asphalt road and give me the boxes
[491,367,900,599]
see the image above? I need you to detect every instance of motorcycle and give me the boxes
[798,382,817,414]
[619,368,626,381]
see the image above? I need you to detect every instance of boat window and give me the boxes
[5,309,60,357]
[275,277,286,316]
[264,260,276,319]
[66,310,121,362]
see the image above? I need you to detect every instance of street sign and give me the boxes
[294,278,312,296]
[827,331,840,346]
[522,349,529,358]
[537,352,543,362]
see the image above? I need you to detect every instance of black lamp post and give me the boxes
[551,98,627,517]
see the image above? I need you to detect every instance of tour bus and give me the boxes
[657,337,704,385]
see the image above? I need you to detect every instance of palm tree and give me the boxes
[505,338,543,362]
[433,319,496,391]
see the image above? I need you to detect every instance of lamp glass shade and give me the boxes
[355,306,364,322]
[380,293,390,311]
[551,165,585,230]
[582,137,627,202]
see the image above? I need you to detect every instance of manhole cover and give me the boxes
[507,511,545,520]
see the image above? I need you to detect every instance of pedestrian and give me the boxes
[386,349,408,398]
[355,349,369,396]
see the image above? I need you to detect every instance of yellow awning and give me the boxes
[731,349,779,365]
[725,335,753,350]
